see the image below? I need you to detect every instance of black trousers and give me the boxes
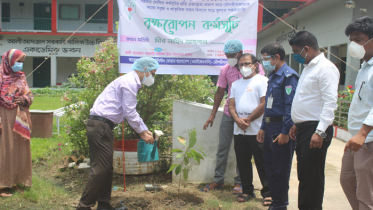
[264,121,296,209]
[77,119,114,208]
[234,135,269,196]
[295,121,333,210]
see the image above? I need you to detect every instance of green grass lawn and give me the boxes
[30,96,63,111]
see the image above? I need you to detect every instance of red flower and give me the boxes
[347,85,353,89]
[342,95,347,98]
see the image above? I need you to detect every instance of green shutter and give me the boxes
[2,3,10,22]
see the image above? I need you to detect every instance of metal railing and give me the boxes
[334,100,350,130]
[1,18,51,32]
[58,19,108,33]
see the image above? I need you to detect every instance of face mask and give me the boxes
[11,62,23,72]
[227,53,239,67]
[142,72,155,87]
[262,60,276,73]
[348,38,372,59]
[293,47,308,64]
[240,66,254,77]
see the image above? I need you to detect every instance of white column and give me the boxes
[51,56,57,87]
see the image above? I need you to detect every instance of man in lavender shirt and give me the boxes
[76,57,158,210]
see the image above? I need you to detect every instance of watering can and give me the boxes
[137,130,163,162]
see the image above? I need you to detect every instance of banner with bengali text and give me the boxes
[117,0,258,75]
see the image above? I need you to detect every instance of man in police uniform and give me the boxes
[257,43,299,210]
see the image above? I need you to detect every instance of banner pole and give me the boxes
[121,72,126,192]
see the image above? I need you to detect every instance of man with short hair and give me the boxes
[76,57,158,210]
[202,39,242,194]
[258,43,299,210]
[341,16,373,210]
[288,31,340,210]
[229,53,269,202]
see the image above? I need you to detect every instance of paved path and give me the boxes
[253,138,351,210]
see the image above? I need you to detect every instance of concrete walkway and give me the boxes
[253,138,351,210]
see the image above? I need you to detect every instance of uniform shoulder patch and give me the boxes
[285,85,292,95]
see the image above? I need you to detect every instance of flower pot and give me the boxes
[113,139,139,151]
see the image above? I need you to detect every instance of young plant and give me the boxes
[167,129,206,197]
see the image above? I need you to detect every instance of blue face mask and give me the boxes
[262,60,276,72]
[293,47,307,64]
[11,62,23,72]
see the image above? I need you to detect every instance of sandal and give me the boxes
[13,186,25,194]
[263,197,273,206]
[0,189,13,197]
[232,184,242,195]
[201,182,224,192]
[237,193,255,202]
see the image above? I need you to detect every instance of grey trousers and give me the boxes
[213,114,241,185]
[340,141,373,210]
[77,119,114,208]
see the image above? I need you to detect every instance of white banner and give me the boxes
[117,0,258,75]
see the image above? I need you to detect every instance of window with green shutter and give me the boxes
[2,3,10,22]
[60,5,80,20]
[85,4,107,23]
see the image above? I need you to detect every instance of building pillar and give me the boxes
[52,0,57,33]
[345,54,360,89]
[257,1,263,31]
[108,0,113,33]
[51,56,57,87]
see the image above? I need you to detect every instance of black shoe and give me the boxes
[97,202,128,210]
[268,206,287,210]
[97,207,128,210]
[76,207,91,210]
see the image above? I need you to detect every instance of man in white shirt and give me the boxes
[229,53,269,202]
[341,16,373,210]
[288,31,340,210]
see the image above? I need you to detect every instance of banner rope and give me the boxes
[259,3,359,71]
[26,0,111,78]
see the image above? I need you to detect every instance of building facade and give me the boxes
[257,0,373,90]
[0,0,119,87]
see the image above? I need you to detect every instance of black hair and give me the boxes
[345,16,373,39]
[260,43,286,60]
[289,31,319,50]
[238,53,259,73]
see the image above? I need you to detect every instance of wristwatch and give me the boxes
[315,130,327,138]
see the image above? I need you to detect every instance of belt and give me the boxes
[88,115,115,130]
[295,121,319,129]
[265,116,284,123]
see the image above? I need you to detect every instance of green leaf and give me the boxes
[183,168,188,180]
[167,164,179,174]
[176,153,183,159]
[197,145,207,157]
[171,149,183,153]
[175,164,182,175]
[177,136,186,146]
[184,157,188,165]
[188,129,197,148]
[186,152,193,159]
[191,149,205,160]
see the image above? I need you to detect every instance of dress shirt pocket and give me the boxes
[272,87,283,105]
[300,77,317,95]
[359,81,372,103]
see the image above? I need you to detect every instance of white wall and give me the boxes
[172,101,238,185]
[56,57,79,84]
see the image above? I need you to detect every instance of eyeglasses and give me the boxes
[260,55,276,61]
[238,62,253,67]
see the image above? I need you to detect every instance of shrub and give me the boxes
[334,85,354,129]
[63,37,215,156]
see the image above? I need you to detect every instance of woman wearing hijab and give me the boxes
[0,49,33,197]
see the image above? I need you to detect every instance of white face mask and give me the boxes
[348,38,372,59]
[142,72,155,86]
[227,53,239,67]
[240,66,254,77]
